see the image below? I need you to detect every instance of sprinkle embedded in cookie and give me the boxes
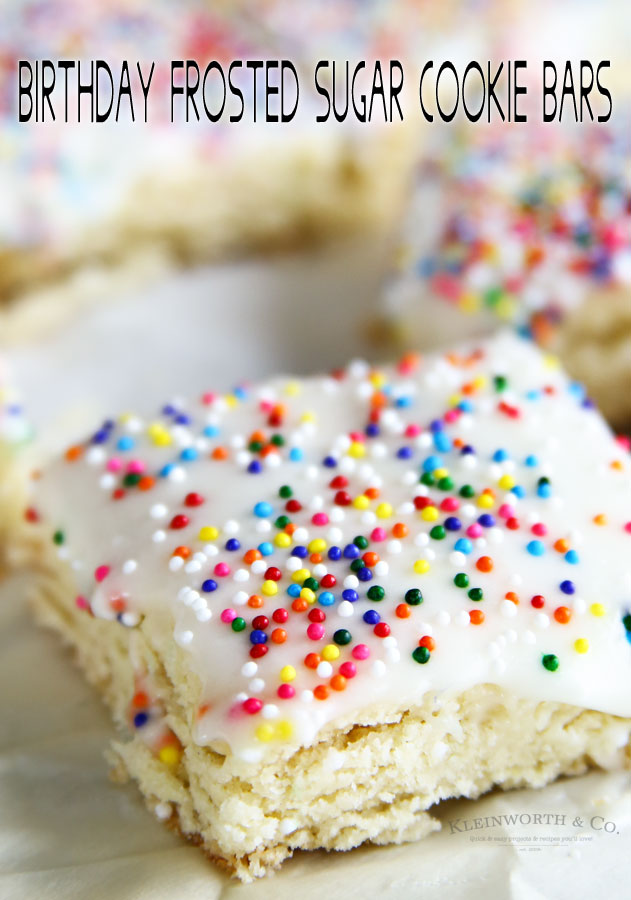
[26,332,631,879]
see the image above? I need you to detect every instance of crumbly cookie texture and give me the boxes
[26,332,631,879]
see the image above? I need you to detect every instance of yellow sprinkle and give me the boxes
[300,588,316,604]
[255,723,275,742]
[284,381,301,396]
[496,296,517,320]
[158,746,181,768]
[353,495,370,510]
[274,533,292,548]
[477,493,495,509]
[225,394,238,408]
[459,292,481,314]
[498,475,515,490]
[198,526,219,542]
[590,603,606,617]
[376,502,393,519]
[322,644,340,661]
[370,372,386,388]
[348,441,366,459]
[300,411,316,424]
[420,506,438,522]
[414,559,430,575]
[292,568,310,583]
[543,353,560,370]
[275,720,293,740]
[574,638,589,654]
[308,538,326,553]
[473,375,487,390]
[433,467,448,479]
[280,665,296,682]
[262,580,278,596]
[449,393,461,407]
[119,412,134,424]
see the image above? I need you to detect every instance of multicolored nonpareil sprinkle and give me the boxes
[31,333,631,763]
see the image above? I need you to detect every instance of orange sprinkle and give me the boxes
[271,628,287,644]
[110,596,126,613]
[330,674,347,692]
[476,555,493,573]
[611,460,624,471]
[138,476,155,491]
[292,597,309,613]
[469,609,485,625]
[314,685,329,701]
[172,546,191,559]
[554,539,570,553]
[285,523,297,535]
[158,730,181,750]
[211,446,228,460]
[395,603,411,618]
[309,552,322,564]
[505,591,519,604]
[370,392,387,409]
[392,522,408,538]
[304,652,321,669]
[593,514,607,526]
[418,635,436,651]
[554,606,572,624]
[249,430,265,444]
[243,549,262,565]
[260,445,278,458]
[248,594,263,609]
[363,551,379,567]
[65,445,83,462]
[132,691,149,709]
[197,703,212,718]
[365,487,380,500]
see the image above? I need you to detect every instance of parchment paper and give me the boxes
[2,247,631,899]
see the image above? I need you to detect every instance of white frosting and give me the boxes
[33,333,631,760]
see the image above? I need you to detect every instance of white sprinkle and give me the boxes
[286,556,302,572]
[309,495,324,510]
[343,575,359,589]
[230,434,245,449]
[205,544,219,557]
[121,612,140,627]
[385,647,401,664]
[251,560,266,575]
[327,526,343,542]
[300,690,314,703]
[397,502,415,516]
[224,520,239,535]
[509,573,523,587]
[501,599,518,617]
[414,532,429,547]
[573,597,587,614]
[523,630,537,645]
[383,635,398,648]
[57,547,70,561]
[436,611,451,626]
[337,600,354,618]
[317,661,333,678]
[168,467,186,483]
[266,453,281,468]
[235,692,248,702]
[177,586,192,603]
[99,473,115,490]
[488,642,501,659]
[489,528,504,544]
[493,658,507,675]
[196,608,212,622]
[169,557,184,572]
[233,591,249,606]
[255,519,271,533]
[535,613,550,629]
[184,560,202,574]
[150,503,168,519]
[339,457,356,474]
[402,470,417,485]
[462,455,478,470]
[312,564,327,578]
[239,748,263,763]
[449,551,466,566]
[461,504,476,519]
[361,511,377,526]
[387,540,402,554]
[235,451,251,467]
[152,530,166,543]
[293,527,309,542]
[249,678,265,693]
[122,559,137,574]
[233,569,250,582]
[155,802,172,821]
[176,629,194,645]
[262,704,279,719]
[242,661,258,677]
[506,629,518,643]
[370,442,387,458]
[419,623,433,636]
[456,611,470,626]
[374,561,389,576]
[417,433,432,447]
[306,465,319,479]
[475,538,488,549]
[371,660,386,677]
[86,446,106,465]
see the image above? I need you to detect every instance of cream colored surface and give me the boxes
[3,571,631,898]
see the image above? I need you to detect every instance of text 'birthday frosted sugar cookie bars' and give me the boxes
[25,332,631,880]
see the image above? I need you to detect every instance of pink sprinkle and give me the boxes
[531,523,547,536]
[444,409,459,423]
[370,527,387,542]
[441,497,459,512]
[106,458,122,473]
[307,623,325,641]
[94,565,110,582]
[127,459,145,474]
[214,562,231,577]
[349,431,364,442]
[312,513,329,527]
[259,400,272,412]
[339,662,357,679]
[75,595,89,610]
[220,608,236,623]
[277,684,295,700]
[405,424,421,437]
[352,644,370,660]
[466,523,483,539]
[242,698,263,715]
[625,522,631,534]
[202,392,216,405]
[498,503,514,519]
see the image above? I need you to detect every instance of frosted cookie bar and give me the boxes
[384,124,631,426]
[0,363,33,571]
[26,332,631,880]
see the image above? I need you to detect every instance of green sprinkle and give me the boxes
[437,476,454,491]
[623,614,631,632]
[231,617,246,632]
[53,530,65,545]
[367,585,385,602]
[542,654,559,672]
[350,558,365,572]
[412,646,430,664]
[459,484,475,498]
[454,573,469,588]
[468,587,483,602]
[354,535,369,549]
[494,375,508,392]
[333,629,352,645]
[278,485,292,498]
[303,577,319,591]
[248,440,264,453]
[420,472,435,487]
[274,515,290,529]
[405,588,423,606]
[429,525,446,540]
[271,434,285,447]
[123,472,141,487]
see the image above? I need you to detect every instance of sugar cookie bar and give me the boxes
[26,332,631,880]
[0,362,33,571]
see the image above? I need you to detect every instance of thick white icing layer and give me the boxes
[33,333,631,762]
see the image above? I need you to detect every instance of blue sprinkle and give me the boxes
[159,463,175,478]
[397,447,413,459]
[162,405,176,416]
[357,567,373,582]
[363,609,380,625]
[560,580,575,595]
[117,436,135,451]
[322,455,337,467]
[429,420,443,433]
[203,425,219,437]
[565,550,580,565]
[434,432,452,452]
[91,429,109,444]
[319,591,336,607]
[180,447,198,461]
[233,386,248,400]
[537,483,552,498]
[225,539,241,552]
[343,543,360,559]
[454,538,473,554]
[461,444,475,455]
[287,584,301,598]
[292,545,308,558]
[526,389,541,401]
[395,396,412,408]
[444,516,462,531]
[493,448,509,462]
[133,712,149,728]
[175,414,192,426]
[511,485,526,498]
[249,629,268,645]
[254,502,273,518]
[365,423,380,438]
[478,514,495,528]
[342,589,359,603]
[423,455,443,472]
[202,579,218,592]
[527,540,545,557]
[289,448,303,462]
[248,460,263,474]
[258,542,273,556]
[328,546,342,561]
[524,455,538,467]
[458,400,474,413]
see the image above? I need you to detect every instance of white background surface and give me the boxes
[2,246,631,898]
